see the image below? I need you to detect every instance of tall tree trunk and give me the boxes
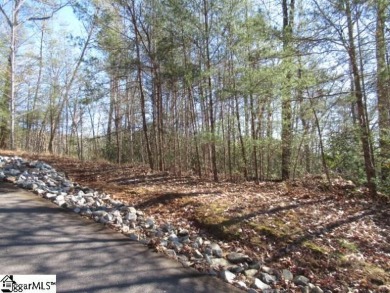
[281,0,295,180]
[0,60,11,148]
[376,0,390,183]
[345,0,377,196]
[0,0,25,149]
[127,0,154,170]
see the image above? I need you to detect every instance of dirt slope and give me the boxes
[2,151,389,292]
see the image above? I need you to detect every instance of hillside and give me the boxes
[1,151,389,292]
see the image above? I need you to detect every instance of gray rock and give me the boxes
[155,229,164,237]
[228,265,245,274]
[54,199,66,207]
[310,285,324,293]
[195,237,203,246]
[121,225,130,233]
[179,235,190,243]
[74,207,81,213]
[92,210,108,217]
[108,198,122,206]
[204,254,212,264]
[44,193,57,200]
[261,265,273,274]
[210,243,223,258]
[236,281,247,290]
[260,272,277,284]
[193,249,203,259]
[81,208,92,216]
[125,213,137,222]
[26,183,38,190]
[55,194,65,202]
[252,278,271,290]
[168,233,179,242]
[248,261,261,270]
[144,218,154,229]
[171,241,183,252]
[129,233,139,241]
[294,275,310,286]
[204,246,212,255]
[378,285,390,292]
[8,169,20,176]
[127,206,137,214]
[161,223,174,232]
[301,286,310,293]
[210,257,231,268]
[244,269,258,278]
[35,189,45,196]
[177,254,188,262]
[115,216,123,225]
[281,269,294,281]
[99,217,109,224]
[104,213,114,222]
[220,270,236,284]
[165,249,176,258]
[226,252,249,263]
[178,228,189,236]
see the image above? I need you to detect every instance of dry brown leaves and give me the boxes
[2,150,389,292]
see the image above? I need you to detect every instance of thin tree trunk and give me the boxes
[26,25,44,150]
[203,0,218,182]
[234,95,248,180]
[48,15,96,154]
[310,99,331,187]
[250,94,259,183]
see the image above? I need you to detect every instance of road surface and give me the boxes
[0,182,243,293]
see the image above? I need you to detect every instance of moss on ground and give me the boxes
[338,239,358,252]
[302,240,329,255]
[192,201,242,240]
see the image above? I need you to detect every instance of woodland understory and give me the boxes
[0,0,390,290]
[0,0,389,197]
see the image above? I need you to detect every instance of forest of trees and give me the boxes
[0,0,389,195]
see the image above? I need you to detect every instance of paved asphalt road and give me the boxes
[0,182,243,293]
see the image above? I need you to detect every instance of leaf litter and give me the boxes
[2,151,389,292]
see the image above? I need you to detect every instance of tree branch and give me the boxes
[0,5,12,27]
[27,3,70,22]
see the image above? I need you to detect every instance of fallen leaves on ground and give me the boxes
[2,150,389,292]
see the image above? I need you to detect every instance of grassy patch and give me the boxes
[338,254,390,285]
[338,239,358,252]
[248,216,302,243]
[363,263,389,285]
[302,240,329,255]
[249,222,287,239]
[192,202,242,240]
